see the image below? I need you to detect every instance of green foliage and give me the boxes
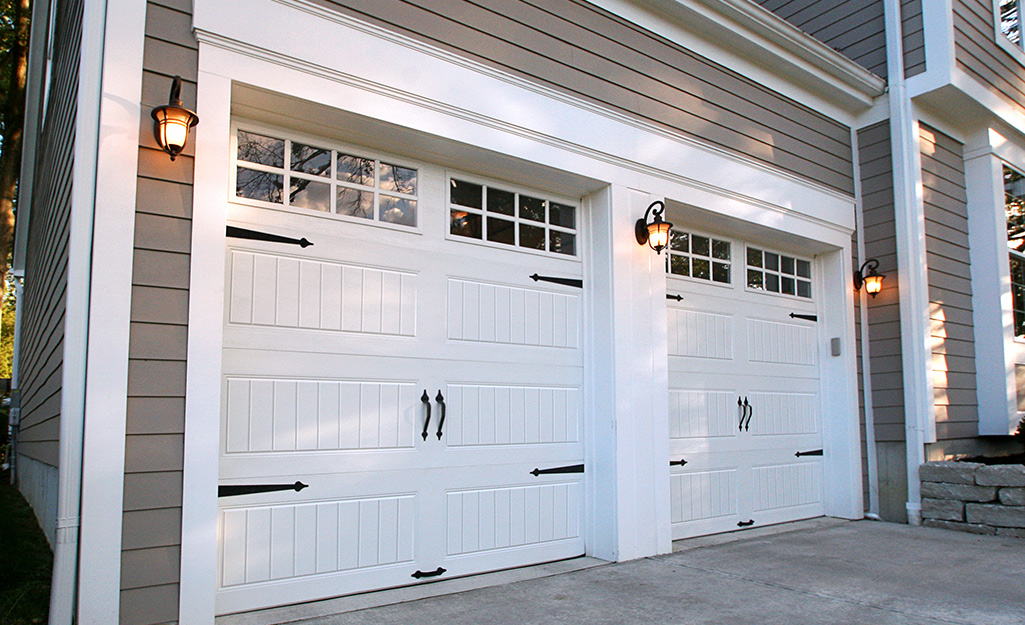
[0,273,14,379]
[0,472,52,624]
[0,0,27,146]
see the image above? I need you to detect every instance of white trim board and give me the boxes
[76,0,148,622]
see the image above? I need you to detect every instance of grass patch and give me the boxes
[0,470,51,625]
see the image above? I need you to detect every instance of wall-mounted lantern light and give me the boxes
[854,258,885,297]
[635,200,673,254]
[151,75,199,161]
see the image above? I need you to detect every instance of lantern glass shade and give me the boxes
[647,220,672,253]
[864,273,883,296]
[152,105,198,160]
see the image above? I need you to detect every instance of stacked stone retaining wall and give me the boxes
[920,461,1025,537]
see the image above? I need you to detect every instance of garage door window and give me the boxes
[448,177,577,256]
[234,127,418,227]
[746,247,812,298]
[665,228,731,284]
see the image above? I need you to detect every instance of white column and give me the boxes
[178,66,232,625]
[965,145,1017,435]
[584,185,671,562]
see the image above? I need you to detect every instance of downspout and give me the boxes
[884,0,929,525]
[852,128,881,518]
[7,273,23,483]
[49,1,107,623]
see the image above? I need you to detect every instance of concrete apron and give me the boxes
[218,518,1025,625]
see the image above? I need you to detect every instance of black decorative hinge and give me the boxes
[666,294,683,301]
[789,312,817,322]
[737,519,755,527]
[227,225,313,248]
[411,567,446,579]
[218,481,309,497]
[669,458,688,467]
[795,449,824,457]
[530,463,584,476]
[529,274,583,288]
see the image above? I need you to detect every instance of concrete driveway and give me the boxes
[221,518,1025,625]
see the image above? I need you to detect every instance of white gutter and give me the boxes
[884,0,931,526]
[49,1,108,623]
[609,0,886,113]
[851,128,881,517]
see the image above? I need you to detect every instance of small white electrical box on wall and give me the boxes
[831,337,841,357]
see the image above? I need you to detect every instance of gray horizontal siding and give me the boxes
[954,0,1025,118]
[858,121,905,443]
[902,0,926,76]
[118,1,196,623]
[315,0,855,194]
[919,124,978,440]
[756,0,888,78]
[17,0,84,471]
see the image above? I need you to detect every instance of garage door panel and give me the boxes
[746,318,817,366]
[447,278,579,350]
[445,481,580,557]
[670,469,739,525]
[220,494,417,590]
[445,384,580,447]
[224,378,418,454]
[751,461,823,512]
[667,308,734,359]
[669,389,740,439]
[228,249,418,337]
[746,391,819,437]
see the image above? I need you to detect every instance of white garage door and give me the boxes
[665,228,825,540]
[215,127,585,614]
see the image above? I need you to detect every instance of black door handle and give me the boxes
[421,390,431,441]
[737,519,755,527]
[412,567,446,579]
[669,458,688,467]
[737,396,744,431]
[435,390,446,439]
[742,397,752,431]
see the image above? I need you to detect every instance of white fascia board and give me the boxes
[950,68,1025,142]
[193,0,855,242]
[588,0,885,117]
[76,0,147,621]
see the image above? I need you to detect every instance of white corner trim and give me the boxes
[178,68,233,625]
[851,127,880,517]
[75,0,147,622]
[52,0,114,623]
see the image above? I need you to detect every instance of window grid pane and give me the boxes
[1001,0,1021,47]
[447,178,578,257]
[1012,254,1025,338]
[746,246,812,299]
[234,128,418,227]
[666,228,731,284]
